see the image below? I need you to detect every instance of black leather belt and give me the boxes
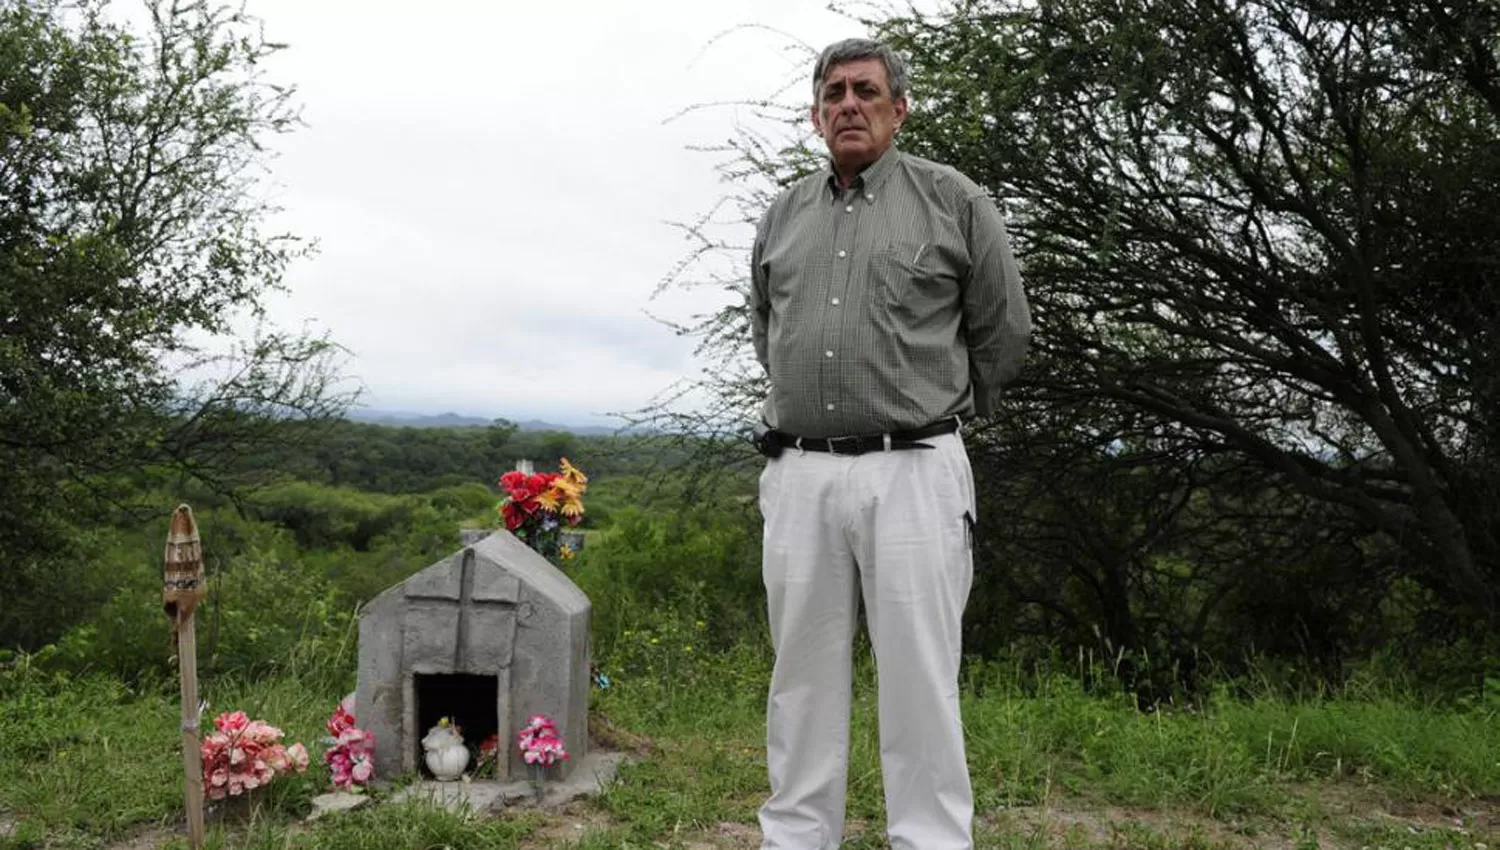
[758,417,959,457]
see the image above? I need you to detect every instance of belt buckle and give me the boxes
[826,435,861,456]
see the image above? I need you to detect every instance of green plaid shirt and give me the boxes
[750,147,1032,438]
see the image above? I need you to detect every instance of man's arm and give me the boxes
[749,213,773,373]
[961,192,1032,416]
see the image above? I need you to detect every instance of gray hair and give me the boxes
[812,38,910,102]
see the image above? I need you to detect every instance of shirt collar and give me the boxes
[824,145,903,201]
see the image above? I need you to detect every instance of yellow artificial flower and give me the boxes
[559,544,576,561]
[560,498,585,519]
[549,478,581,500]
[559,457,589,488]
[534,489,561,511]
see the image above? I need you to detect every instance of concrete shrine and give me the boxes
[355,531,590,781]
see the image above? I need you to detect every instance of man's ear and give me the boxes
[810,102,824,134]
[893,96,909,131]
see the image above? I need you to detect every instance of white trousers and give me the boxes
[757,432,975,850]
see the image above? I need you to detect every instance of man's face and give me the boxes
[811,57,908,177]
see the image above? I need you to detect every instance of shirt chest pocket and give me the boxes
[869,240,962,321]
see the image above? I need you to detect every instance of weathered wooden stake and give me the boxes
[164,505,206,849]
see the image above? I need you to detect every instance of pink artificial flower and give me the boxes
[322,711,376,791]
[201,710,307,800]
[243,720,282,743]
[287,742,310,772]
[264,743,308,773]
[215,711,249,734]
[327,751,352,788]
[517,714,568,766]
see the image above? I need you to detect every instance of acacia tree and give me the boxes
[646,0,1499,666]
[879,0,1500,623]
[0,0,349,649]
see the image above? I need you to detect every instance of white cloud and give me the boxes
[227,0,861,425]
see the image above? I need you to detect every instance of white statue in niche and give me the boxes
[421,717,470,780]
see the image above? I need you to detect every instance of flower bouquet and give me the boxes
[517,714,568,801]
[497,458,588,562]
[322,696,375,791]
[200,710,309,801]
[472,732,501,778]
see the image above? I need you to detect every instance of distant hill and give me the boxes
[510,419,625,437]
[345,409,624,436]
[346,410,492,428]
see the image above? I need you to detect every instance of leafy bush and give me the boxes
[571,503,764,659]
[246,482,440,551]
[41,507,346,681]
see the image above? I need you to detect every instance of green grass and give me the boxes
[0,671,184,839]
[201,802,543,849]
[1220,695,1500,795]
[2,636,1498,849]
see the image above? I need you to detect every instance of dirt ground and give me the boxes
[513,785,1498,850]
[80,782,1499,850]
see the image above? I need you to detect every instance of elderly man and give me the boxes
[749,38,1032,850]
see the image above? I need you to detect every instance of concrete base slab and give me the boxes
[388,750,626,814]
[391,779,508,813]
[306,792,372,821]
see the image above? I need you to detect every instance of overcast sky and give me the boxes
[226,1,872,428]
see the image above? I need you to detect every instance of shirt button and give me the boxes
[826,403,835,411]
[845,205,854,213]
[824,350,834,358]
[865,194,874,202]
[837,250,847,258]
[830,298,840,306]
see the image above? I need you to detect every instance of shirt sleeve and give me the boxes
[962,192,1032,416]
[749,211,772,373]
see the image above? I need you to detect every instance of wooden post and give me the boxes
[164,505,206,849]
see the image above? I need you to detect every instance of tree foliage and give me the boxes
[0,0,349,650]
[650,0,1500,682]
[883,0,1500,627]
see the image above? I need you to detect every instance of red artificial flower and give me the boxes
[499,471,528,493]
[502,502,525,530]
[326,701,356,737]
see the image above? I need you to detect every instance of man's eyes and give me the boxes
[822,84,882,101]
